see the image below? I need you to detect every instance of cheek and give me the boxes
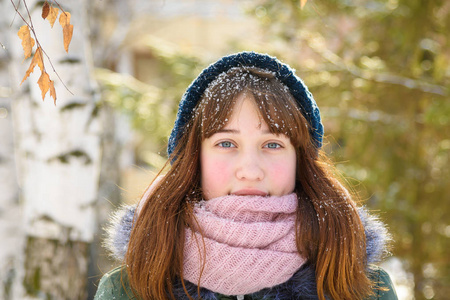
[269,156,297,193]
[200,154,233,198]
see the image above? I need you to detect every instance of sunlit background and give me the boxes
[0,0,449,299]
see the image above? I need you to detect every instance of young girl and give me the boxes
[95,52,398,300]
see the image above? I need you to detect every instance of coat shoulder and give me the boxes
[94,266,136,300]
[368,266,398,300]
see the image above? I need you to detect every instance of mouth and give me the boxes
[232,189,268,196]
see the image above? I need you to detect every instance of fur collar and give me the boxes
[105,205,390,299]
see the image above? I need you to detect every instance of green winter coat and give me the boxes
[94,265,398,300]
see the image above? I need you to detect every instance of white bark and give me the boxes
[0,1,23,299]
[0,97,23,300]
[13,1,101,243]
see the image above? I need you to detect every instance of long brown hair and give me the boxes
[125,67,372,299]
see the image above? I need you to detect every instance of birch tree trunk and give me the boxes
[0,1,22,298]
[8,0,102,298]
[86,1,136,295]
[0,81,23,300]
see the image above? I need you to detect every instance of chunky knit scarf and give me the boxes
[107,194,390,299]
[183,193,306,295]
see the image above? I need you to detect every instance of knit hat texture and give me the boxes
[167,51,323,156]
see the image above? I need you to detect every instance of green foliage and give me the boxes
[246,0,449,299]
[96,68,167,139]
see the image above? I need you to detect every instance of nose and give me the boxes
[235,152,264,181]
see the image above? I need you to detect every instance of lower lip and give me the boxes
[232,190,268,196]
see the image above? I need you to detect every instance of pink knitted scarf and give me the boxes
[183,193,306,295]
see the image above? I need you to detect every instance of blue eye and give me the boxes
[218,141,235,148]
[265,142,281,149]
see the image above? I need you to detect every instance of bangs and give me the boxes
[192,67,311,148]
[251,87,309,149]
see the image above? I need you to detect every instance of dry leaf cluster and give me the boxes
[16,0,74,104]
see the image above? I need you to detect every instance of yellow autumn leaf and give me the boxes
[17,25,35,59]
[63,24,74,52]
[49,80,57,104]
[37,64,57,103]
[46,7,59,28]
[34,47,44,72]
[59,12,73,52]
[37,71,51,100]
[21,47,44,84]
[59,11,71,26]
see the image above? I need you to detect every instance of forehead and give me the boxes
[222,93,265,129]
[203,90,293,137]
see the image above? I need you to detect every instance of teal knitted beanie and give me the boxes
[167,51,323,156]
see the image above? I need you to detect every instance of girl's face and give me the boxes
[200,93,297,200]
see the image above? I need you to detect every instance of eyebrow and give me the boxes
[215,128,273,134]
[215,129,239,134]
